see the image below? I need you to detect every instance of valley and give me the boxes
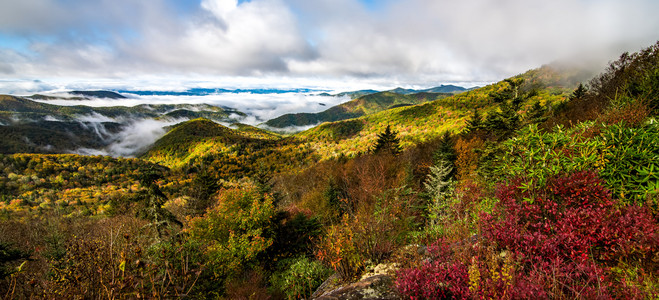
[1,44,659,299]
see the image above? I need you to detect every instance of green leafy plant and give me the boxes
[271,257,332,299]
[187,187,275,280]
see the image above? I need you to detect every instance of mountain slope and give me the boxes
[0,95,246,155]
[141,118,315,176]
[388,84,468,95]
[296,64,595,158]
[141,118,280,167]
[265,91,451,129]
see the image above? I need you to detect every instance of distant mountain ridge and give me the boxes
[264,90,455,129]
[118,87,326,96]
[29,90,127,100]
[388,84,468,95]
[71,90,127,99]
[0,95,245,155]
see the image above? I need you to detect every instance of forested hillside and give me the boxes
[1,43,658,299]
[0,96,244,154]
[265,91,452,129]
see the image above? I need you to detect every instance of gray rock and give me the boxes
[312,274,401,300]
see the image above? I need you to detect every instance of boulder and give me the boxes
[312,274,401,300]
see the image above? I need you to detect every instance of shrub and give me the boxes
[271,257,332,300]
[481,170,658,297]
[397,241,470,299]
[187,187,276,280]
[598,122,659,205]
[398,171,658,299]
[315,215,364,281]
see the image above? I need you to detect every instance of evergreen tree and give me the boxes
[570,83,587,100]
[188,168,221,215]
[423,160,455,233]
[371,125,402,155]
[433,132,457,164]
[526,101,548,124]
[464,109,483,133]
[135,168,182,239]
[483,78,532,138]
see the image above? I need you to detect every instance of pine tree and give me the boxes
[423,160,455,232]
[371,125,402,155]
[465,109,483,133]
[135,168,182,239]
[483,78,532,137]
[188,169,220,215]
[526,101,548,124]
[570,83,587,100]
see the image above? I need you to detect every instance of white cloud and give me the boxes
[106,118,187,157]
[43,115,63,122]
[0,0,657,86]
[32,92,352,126]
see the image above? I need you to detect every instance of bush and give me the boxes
[397,171,659,299]
[396,241,471,299]
[187,187,276,280]
[315,215,364,281]
[481,170,658,297]
[271,257,332,300]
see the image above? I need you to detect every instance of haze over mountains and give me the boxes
[0,84,474,156]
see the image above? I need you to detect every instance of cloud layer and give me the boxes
[0,0,658,88]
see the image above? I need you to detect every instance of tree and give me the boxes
[188,187,276,280]
[423,160,455,232]
[483,78,534,138]
[187,168,221,215]
[526,101,548,124]
[464,109,483,133]
[371,125,402,156]
[134,168,181,239]
[570,83,588,100]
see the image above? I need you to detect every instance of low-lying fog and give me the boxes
[28,91,353,157]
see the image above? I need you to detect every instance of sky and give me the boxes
[0,0,658,94]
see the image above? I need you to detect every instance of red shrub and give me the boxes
[397,171,659,299]
[481,171,658,265]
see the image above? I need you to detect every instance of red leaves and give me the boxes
[481,170,658,265]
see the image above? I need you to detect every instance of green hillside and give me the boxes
[265,91,451,128]
[297,64,592,158]
[141,118,254,167]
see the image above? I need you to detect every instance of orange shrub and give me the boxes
[454,137,484,181]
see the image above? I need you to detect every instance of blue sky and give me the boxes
[0,0,658,94]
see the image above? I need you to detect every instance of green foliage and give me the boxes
[371,125,402,155]
[464,108,483,133]
[186,166,221,215]
[570,83,588,99]
[134,168,181,239]
[489,123,602,188]
[0,242,29,279]
[424,160,454,202]
[188,187,276,279]
[490,121,659,208]
[599,121,659,203]
[424,160,456,235]
[270,257,332,299]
